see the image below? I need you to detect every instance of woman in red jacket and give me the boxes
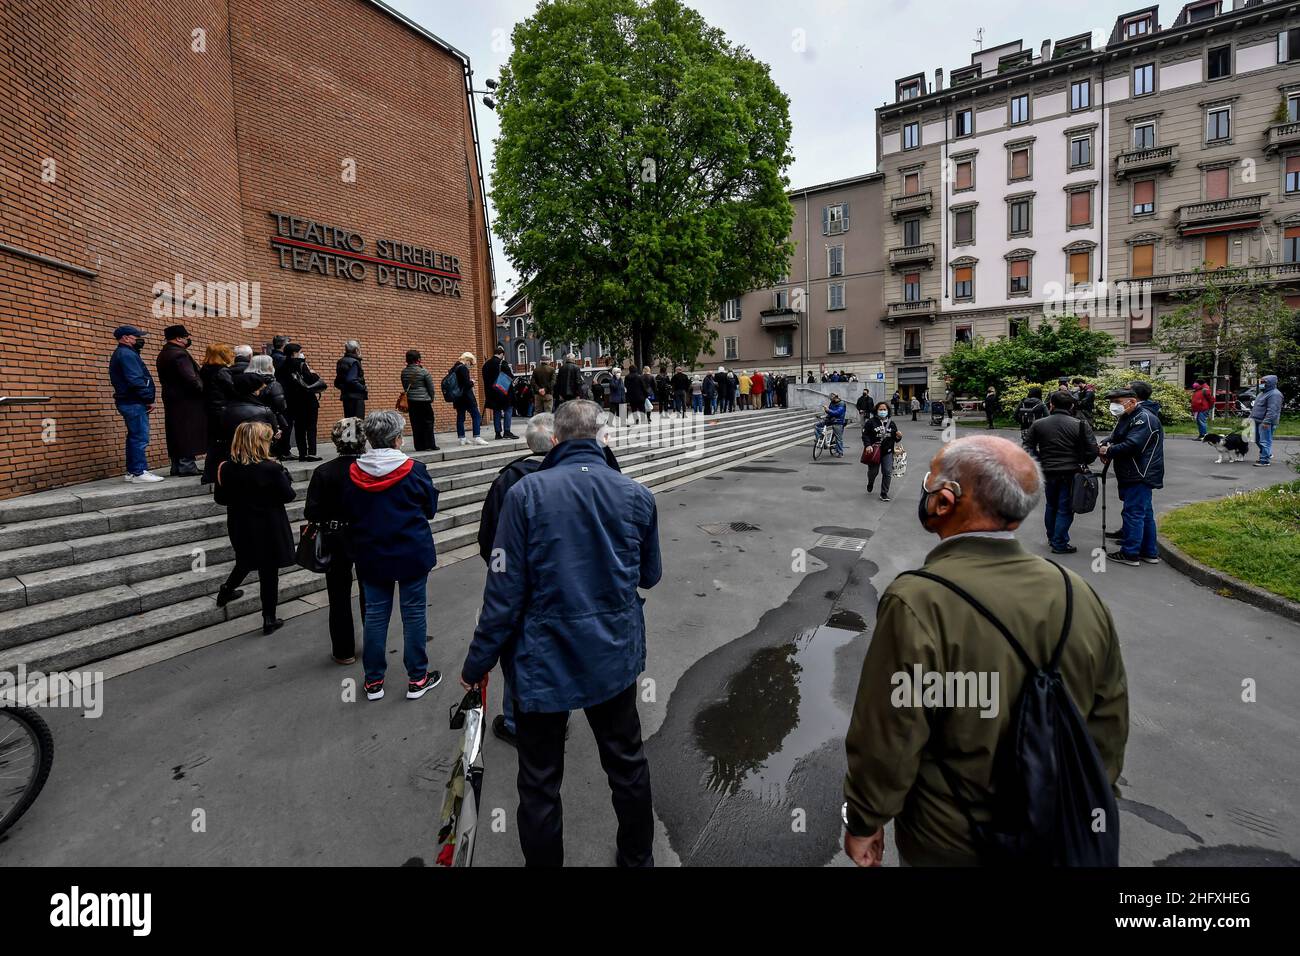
[1190,378,1213,438]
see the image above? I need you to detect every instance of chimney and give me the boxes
[934,68,944,93]
[1040,39,1052,62]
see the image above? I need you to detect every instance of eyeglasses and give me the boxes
[921,472,963,498]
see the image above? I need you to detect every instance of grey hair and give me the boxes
[234,344,253,359]
[345,339,361,355]
[331,417,367,455]
[363,410,405,449]
[525,413,557,454]
[248,354,274,375]
[935,436,1043,524]
[554,399,602,442]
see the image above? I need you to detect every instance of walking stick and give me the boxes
[1100,459,1111,553]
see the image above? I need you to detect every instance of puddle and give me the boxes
[693,624,860,802]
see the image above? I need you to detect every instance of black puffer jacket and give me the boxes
[1023,409,1098,474]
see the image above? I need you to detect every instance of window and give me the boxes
[1009,198,1032,236]
[514,317,526,338]
[824,202,849,235]
[903,218,922,246]
[1132,242,1155,277]
[1280,27,1300,63]
[1205,167,1230,201]
[773,331,793,358]
[955,325,973,345]
[903,171,921,195]
[1070,79,1091,112]
[1206,106,1231,143]
[955,109,973,138]
[1010,94,1030,125]
[953,265,974,301]
[828,283,846,310]
[1290,94,1300,124]
[516,341,528,366]
[1188,1,1219,24]
[1207,45,1231,80]
[904,328,922,358]
[953,208,975,244]
[828,327,846,353]
[1133,122,1156,150]
[1125,15,1152,39]
[721,297,741,321]
[898,79,922,101]
[773,289,789,310]
[1203,234,1229,270]
[1068,189,1093,228]
[541,340,554,359]
[1284,226,1300,264]
[1287,156,1300,194]
[903,122,920,150]
[1134,63,1154,97]
[1009,258,1031,295]
[904,273,921,302]
[954,159,974,191]
[1068,250,1091,287]
[1133,180,1155,216]
[1069,134,1092,169]
[1009,317,1029,338]
[1129,309,1153,345]
[724,336,738,361]
[1010,146,1031,181]
[828,245,845,277]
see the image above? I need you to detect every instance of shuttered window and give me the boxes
[954,266,974,300]
[1283,226,1299,264]
[1204,234,1229,269]
[904,172,920,195]
[1133,180,1155,215]
[1011,148,1030,180]
[1069,190,1091,227]
[1205,168,1230,201]
[1132,243,1154,277]
[1068,251,1091,286]
[1286,155,1299,194]
[955,161,973,190]
[1009,258,1030,294]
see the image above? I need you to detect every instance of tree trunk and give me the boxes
[1210,321,1222,423]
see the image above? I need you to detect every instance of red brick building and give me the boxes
[0,0,496,498]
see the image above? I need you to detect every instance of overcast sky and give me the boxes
[387,0,1191,306]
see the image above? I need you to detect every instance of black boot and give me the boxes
[216,585,243,607]
[262,617,285,635]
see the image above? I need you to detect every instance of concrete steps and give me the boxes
[0,409,815,674]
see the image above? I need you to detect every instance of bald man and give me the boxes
[842,435,1129,867]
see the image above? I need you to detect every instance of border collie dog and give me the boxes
[1200,432,1250,463]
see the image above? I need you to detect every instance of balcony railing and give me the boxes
[1175,194,1266,233]
[759,308,800,328]
[1115,144,1180,178]
[890,190,933,219]
[1265,121,1300,154]
[884,298,938,322]
[1119,261,1300,293]
[888,242,936,270]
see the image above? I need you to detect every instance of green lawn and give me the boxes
[1160,480,1300,603]
[1163,413,1300,437]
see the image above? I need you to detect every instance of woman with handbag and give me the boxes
[481,344,518,441]
[214,421,296,634]
[400,350,438,451]
[862,401,902,502]
[304,417,368,663]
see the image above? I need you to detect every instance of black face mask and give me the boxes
[917,486,937,530]
[132,339,146,353]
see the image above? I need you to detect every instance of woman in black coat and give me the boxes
[625,366,649,424]
[202,374,278,484]
[278,343,327,461]
[481,345,517,440]
[862,401,903,502]
[452,352,486,445]
[214,421,296,635]
[200,344,237,470]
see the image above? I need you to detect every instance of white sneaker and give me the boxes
[127,471,165,483]
[473,437,490,446]
[459,437,469,446]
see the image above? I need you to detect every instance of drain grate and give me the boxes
[699,521,762,535]
[813,534,867,552]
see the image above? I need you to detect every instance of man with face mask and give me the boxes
[1249,374,1282,467]
[155,324,206,476]
[842,435,1129,867]
[1098,386,1164,567]
[109,325,162,483]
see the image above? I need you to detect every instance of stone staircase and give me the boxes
[0,408,816,675]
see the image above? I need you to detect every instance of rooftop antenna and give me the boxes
[974,27,985,51]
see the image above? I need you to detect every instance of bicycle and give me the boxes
[0,706,54,837]
[812,414,855,460]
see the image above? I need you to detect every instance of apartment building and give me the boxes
[876,0,1300,400]
[699,174,886,380]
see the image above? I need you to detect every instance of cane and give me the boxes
[1100,459,1111,552]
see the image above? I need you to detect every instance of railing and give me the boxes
[890,190,933,219]
[0,397,52,406]
[1176,194,1266,230]
[1115,144,1179,178]
[885,299,937,321]
[1120,261,1300,292]
[888,243,936,269]
[1265,121,1300,153]
[759,309,799,328]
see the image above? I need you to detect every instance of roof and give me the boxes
[788,172,884,196]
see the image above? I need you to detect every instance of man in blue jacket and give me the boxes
[461,399,661,867]
[1250,374,1283,467]
[108,325,163,483]
[1099,386,1163,567]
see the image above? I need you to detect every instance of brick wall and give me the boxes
[0,0,493,499]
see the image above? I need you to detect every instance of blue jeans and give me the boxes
[1195,410,1209,437]
[491,404,513,437]
[1256,422,1274,463]
[117,403,150,475]
[361,577,429,684]
[692,394,703,413]
[456,402,481,438]
[1043,473,1076,550]
[815,421,844,454]
[1118,483,1157,559]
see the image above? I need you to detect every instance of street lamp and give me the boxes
[792,287,806,383]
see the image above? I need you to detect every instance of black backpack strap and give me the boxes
[1044,560,1075,673]
[898,569,1037,673]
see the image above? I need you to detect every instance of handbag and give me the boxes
[396,378,413,413]
[295,522,331,573]
[893,449,908,478]
[861,443,882,466]
[1071,467,1099,514]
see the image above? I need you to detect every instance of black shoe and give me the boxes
[1106,551,1141,567]
[1051,545,1079,554]
[492,714,517,747]
[215,586,243,608]
[407,670,442,700]
[298,455,322,462]
[880,493,891,502]
[504,432,520,440]
[1105,529,1124,539]
[262,617,284,635]
[866,482,874,493]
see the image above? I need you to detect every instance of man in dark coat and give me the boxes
[1100,386,1164,567]
[461,400,661,867]
[482,343,519,440]
[625,365,649,423]
[554,354,583,409]
[701,370,716,415]
[670,366,691,418]
[109,325,161,482]
[155,324,205,476]
[1022,390,1098,554]
[334,339,367,419]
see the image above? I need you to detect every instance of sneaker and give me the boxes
[406,670,443,700]
[1051,545,1079,555]
[473,437,490,446]
[492,714,517,747]
[458,437,469,446]
[1106,551,1141,567]
[364,679,385,701]
[880,493,891,502]
[127,471,165,483]
[332,655,356,665]
[1253,461,1272,467]
[1140,555,1161,564]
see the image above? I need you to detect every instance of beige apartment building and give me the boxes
[875,0,1300,400]
[699,174,886,382]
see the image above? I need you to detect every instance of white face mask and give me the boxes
[1109,402,1126,417]
[877,410,889,418]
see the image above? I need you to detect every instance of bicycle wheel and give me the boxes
[0,707,54,837]
[812,433,825,460]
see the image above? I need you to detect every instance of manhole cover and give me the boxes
[813,534,867,552]
[699,521,762,535]
[802,485,825,492]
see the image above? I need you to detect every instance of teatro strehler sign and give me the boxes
[269,212,463,298]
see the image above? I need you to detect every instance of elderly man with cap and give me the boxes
[155,324,206,476]
[109,325,163,483]
[1098,386,1164,567]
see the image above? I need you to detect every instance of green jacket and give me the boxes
[843,535,1128,866]
[401,364,435,403]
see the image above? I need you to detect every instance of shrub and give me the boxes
[1000,368,1191,428]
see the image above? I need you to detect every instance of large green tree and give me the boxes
[939,315,1117,395]
[491,0,795,366]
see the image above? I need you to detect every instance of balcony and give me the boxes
[1175,194,1267,235]
[888,242,936,270]
[883,299,938,323]
[1115,144,1180,179]
[759,308,800,329]
[1119,261,1300,294]
[1265,121,1300,154]
[890,190,933,220]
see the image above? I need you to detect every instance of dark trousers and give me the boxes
[985,409,996,429]
[342,395,365,419]
[292,401,318,457]
[324,553,364,660]
[409,399,437,450]
[1043,473,1076,550]
[867,452,894,495]
[515,682,654,867]
[273,409,294,458]
[223,562,279,621]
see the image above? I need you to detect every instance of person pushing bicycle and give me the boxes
[815,393,848,457]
